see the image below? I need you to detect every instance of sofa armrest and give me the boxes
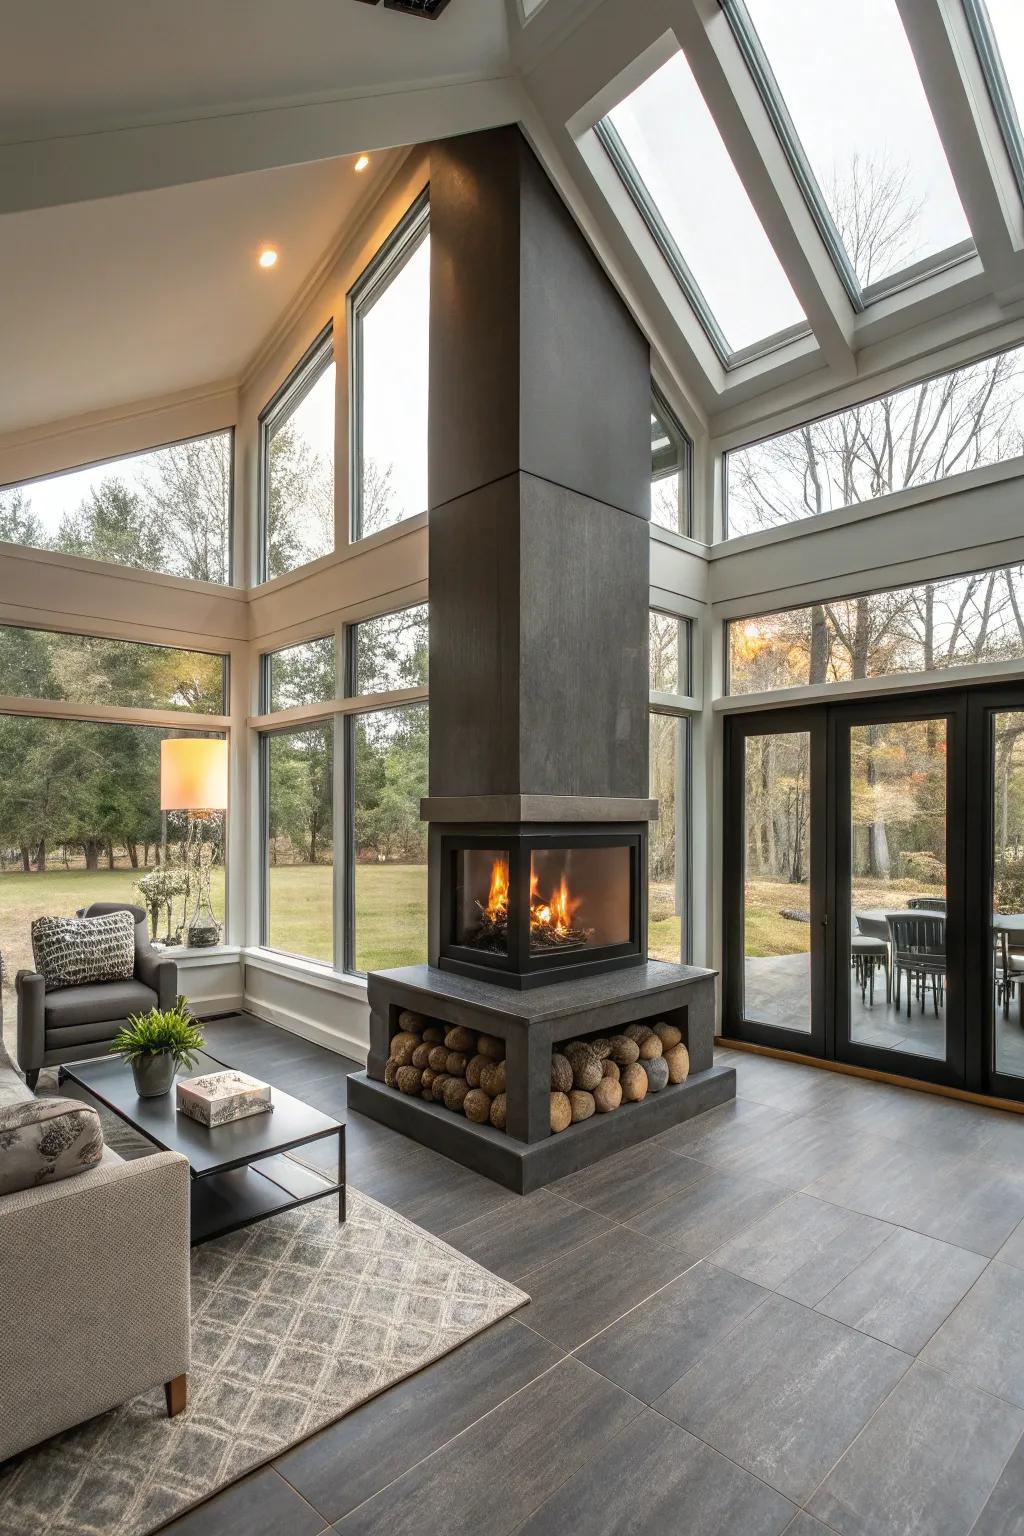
[136,946,178,1011]
[0,1150,191,1462]
[15,969,45,1075]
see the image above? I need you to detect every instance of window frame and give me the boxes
[349,189,431,543]
[963,0,1024,206]
[650,385,694,540]
[259,635,337,715]
[595,118,809,370]
[257,321,335,584]
[258,715,337,966]
[719,0,977,310]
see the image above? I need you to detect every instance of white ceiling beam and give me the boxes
[671,0,857,377]
[0,76,524,215]
[896,0,1024,301]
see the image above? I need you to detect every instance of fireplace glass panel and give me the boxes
[529,846,632,956]
[455,849,511,955]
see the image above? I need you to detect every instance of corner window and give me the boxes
[651,391,692,537]
[260,326,335,581]
[0,624,226,713]
[0,431,233,584]
[650,611,693,696]
[348,604,429,696]
[262,638,336,713]
[352,195,430,541]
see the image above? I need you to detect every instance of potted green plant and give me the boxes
[110,998,205,1098]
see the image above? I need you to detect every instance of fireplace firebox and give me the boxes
[435,824,645,989]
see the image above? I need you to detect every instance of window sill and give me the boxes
[242,947,369,1001]
[154,943,241,965]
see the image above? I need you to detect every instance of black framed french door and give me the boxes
[723,692,970,1093]
[723,707,828,1059]
[832,694,966,1089]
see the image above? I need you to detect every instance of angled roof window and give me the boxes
[723,0,973,306]
[964,0,1024,203]
[599,49,807,366]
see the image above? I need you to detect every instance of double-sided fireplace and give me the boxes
[437,824,645,988]
[346,123,735,1192]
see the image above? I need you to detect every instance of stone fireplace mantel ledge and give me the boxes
[364,960,715,1024]
[419,795,659,823]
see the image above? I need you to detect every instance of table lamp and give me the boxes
[160,738,228,948]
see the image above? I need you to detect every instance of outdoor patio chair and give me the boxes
[907,895,947,913]
[851,934,889,1005]
[887,912,946,1018]
[995,927,1024,1020]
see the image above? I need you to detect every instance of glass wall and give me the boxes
[650,611,692,695]
[742,729,812,1032]
[264,638,336,712]
[263,722,334,964]
[352,198,430,540]
[992,710,1024,1082]
[349,604,429,695]
[0,625,225,712]
[651,391,692,536]
[0,432,232,583]
[0,717,226,1017]
[729,563,1024,694]
[726,344,1024,536]
[648,713,689,962]
[348,702,428,972]
[261,328,335,579]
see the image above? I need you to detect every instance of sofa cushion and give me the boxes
[0,1096,104,1196]
[44,980,157,1034]
[31,910,135,990]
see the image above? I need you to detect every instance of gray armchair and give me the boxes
[16,902,177,1089]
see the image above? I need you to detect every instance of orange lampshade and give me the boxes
[160,739,228,812]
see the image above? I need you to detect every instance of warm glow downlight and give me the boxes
[354,154,370,173]
[258,247,279,269]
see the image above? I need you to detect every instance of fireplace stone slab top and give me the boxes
[367,959,716,1026]
[420,795,659,823]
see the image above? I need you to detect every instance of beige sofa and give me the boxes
[0,1044,191,1463]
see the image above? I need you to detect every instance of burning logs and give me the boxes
[387,1014,509,1133]
[548,1019,689,1131]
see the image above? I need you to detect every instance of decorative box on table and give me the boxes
[176,1070,272,1127]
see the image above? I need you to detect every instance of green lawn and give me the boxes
[743,875,946,957]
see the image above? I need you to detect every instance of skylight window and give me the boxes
[964,0,1024,202]
[601,50,806,363]
[727,0,972,302]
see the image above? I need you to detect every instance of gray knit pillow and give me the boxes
[31,911,135,990]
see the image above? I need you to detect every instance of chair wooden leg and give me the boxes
[165,1375,187,1418]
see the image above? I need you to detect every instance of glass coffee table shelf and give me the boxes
[64,1050,345,1244]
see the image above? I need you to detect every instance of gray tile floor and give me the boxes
[156,1017,1024,1536]
[747,952,1024,1075]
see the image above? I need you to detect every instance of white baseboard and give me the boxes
[242,991,369,1065]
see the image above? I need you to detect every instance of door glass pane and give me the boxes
[849,719,946,1059]
[992,711,1024,1080]
[743,730,812,1032]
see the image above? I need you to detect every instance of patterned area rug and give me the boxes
[0,1185,528,1536]
[0,1060,529,1536]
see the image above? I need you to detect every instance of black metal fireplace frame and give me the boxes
[433,821,646,989]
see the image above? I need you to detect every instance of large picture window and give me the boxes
[0,432,232,584]
[0,717,226,1019]
[260,326,335,580]
[352,196,430,541]
[347,701,428,973]
[263,722,334,964]
[728,562,1024,694]
[726,344,1024,537]
[0,625,226,713]
[349,604,428,695]
[649,712,690,963]
[263,638,336,712]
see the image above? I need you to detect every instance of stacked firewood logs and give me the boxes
[549,1021,689,1132]
[384,1010,509,1131]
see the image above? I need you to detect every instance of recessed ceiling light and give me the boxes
[355,154,371,173]
[258,247,279,269]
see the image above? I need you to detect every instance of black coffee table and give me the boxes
[65,1050,345,1244]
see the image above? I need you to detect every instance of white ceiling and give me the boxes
[0,152,398,433]
[0,0,510,144]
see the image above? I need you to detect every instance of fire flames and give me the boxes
[474,855,588,950]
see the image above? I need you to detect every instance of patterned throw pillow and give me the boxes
[31,911,135,990]
[0,1097,104,1196]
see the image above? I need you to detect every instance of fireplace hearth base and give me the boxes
[346,961,735,1193]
